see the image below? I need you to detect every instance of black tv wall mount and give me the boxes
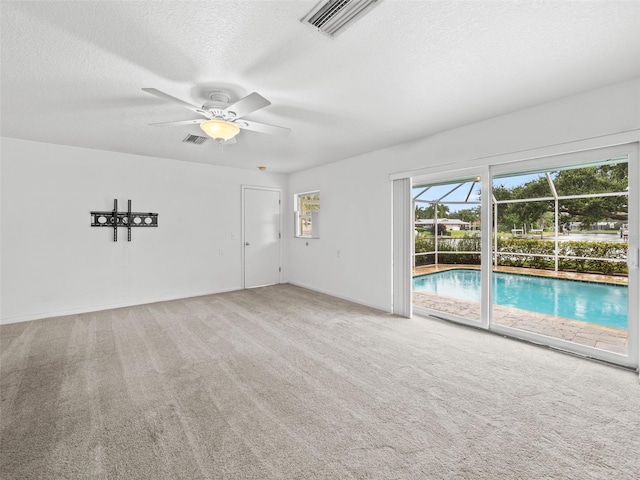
[91,199,158,242]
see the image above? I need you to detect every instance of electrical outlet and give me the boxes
[219,248,224,255]
[337,250,341,257]
[231,233,237,240]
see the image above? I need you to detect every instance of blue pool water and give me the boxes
[413,269,628,329]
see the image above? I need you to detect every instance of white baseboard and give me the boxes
[0,287,242,325]
[2,283,393,325]
[287,281,392,314]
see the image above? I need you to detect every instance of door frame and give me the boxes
[411,167,490,329]
[241,185,282,289]
[407,141,639,370]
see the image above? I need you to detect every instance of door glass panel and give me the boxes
[413,177,483,323]
[491,159,629,355]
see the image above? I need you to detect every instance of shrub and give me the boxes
[496,238,627,274]
[414,234,628,275]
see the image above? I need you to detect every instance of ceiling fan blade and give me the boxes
[142,88,203,115]
[224,92,271,119]
[149,119,206,126]
[239,119,291,136]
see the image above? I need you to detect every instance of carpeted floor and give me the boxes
[1,284,639,479]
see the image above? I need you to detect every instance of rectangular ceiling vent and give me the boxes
[301,0,383,38]
[182,134,208,145]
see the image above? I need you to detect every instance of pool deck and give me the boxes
[413,264,628,285]
[412,264,628,355]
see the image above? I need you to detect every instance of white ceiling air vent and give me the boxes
[182,134,208,145]
[301,0,383,38]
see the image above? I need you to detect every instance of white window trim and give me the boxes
[294,190,320,239]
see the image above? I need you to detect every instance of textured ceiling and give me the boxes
[2,1,640,174]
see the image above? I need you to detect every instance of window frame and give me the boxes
[294,190,321,238]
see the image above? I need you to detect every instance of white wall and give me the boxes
[0,139,287,323]
[287,78,640,312]
[3,79,639,322]
[287,155,393,310]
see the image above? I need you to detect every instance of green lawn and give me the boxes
[419,230,480,238]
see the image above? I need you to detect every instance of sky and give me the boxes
[413,173,547,213]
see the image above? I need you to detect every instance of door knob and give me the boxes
[245,242,250,246]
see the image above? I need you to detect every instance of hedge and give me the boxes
[414,234,628,275]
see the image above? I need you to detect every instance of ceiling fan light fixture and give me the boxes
[199,119,240,142]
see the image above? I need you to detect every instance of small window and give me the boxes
[295,191,320,238]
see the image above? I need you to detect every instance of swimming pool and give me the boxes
[413,269,628,329]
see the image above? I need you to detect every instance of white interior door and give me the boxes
[243,187,281,288]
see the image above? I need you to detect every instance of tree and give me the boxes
[428,223,449,236]
[493,178,553,228]
[415,205,429,220]
[415,203,449,219]
[492,185,520,228]
[450,207,480,224]
[554,164,628,224]
[494,163,628,229]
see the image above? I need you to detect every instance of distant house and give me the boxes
[415,218,470,231]
[569,221,618,231]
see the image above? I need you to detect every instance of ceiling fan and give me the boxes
[142,88,290,144]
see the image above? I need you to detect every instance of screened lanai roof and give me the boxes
[413,162,629,206]
[413,178,482,206]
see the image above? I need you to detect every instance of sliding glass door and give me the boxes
[412,175,485,325]
[411,144,638,368]
[490,147,637,366]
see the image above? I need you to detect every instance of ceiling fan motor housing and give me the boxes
[201,91,237,119]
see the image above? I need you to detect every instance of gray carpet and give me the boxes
[1,284,639,479]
